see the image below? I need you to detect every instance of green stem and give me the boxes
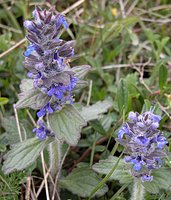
[88,151,124,200]
[49,139,61,179]
[110,183,129,200]
[131,179,145,200]
[90,133,96,167]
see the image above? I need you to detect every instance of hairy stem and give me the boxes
[49,139,61,179]
[49,139,62,199]
[131,179,145,200]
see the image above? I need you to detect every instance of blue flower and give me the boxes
[47,76,78,102]
[24,44,35,57]
[57,15,69,29]
[116,110,167,182]
[141,174,153,182]
[53,53,65,71]
[23,20,37,33]
[33,119,50,140]
[157,135,167,149]
[128,111,137,122]
[37,103,53,117]
[118,123,132,139]
[135,136,149,146]
[133,163,141,171]
[23,6,89,126]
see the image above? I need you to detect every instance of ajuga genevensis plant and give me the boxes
[2,5,169,200]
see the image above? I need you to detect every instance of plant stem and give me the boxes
[88,151,124,200]
[110,183,129,200]
[49,139,61,179]
[131,179,145,200]
[49,139,62,199]
[52,146,70,200]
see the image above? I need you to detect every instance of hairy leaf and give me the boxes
[72,65,91,79]
[0,116,33,145]
[89,119,106,135]
[59,167,108,197]
[80,100,113,122]
[159,65,168,89]
[2,137,53,174]
[20,79,33,92]
[93,156,133,184]
[48,105,86,146]
[143,168,171,194]
[117,79,128,114]
[15,88,50,110]
[0,97,9,106]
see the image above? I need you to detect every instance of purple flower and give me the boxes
[157,135,167,149]
[22,6,90,124]
[133,163,141,171]
[116,110,167,182]
[37,103,53,117]
[33,119,51,140]
[47,76,78,102]
[128,111,137,122]
[56,14,69,30]
[135,136,149,146]
[23,20,36,33]
[141,174,153,182]
[24,44,35,57]
[118,123,132,139]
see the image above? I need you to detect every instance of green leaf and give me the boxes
[0,32,12,51]
[48,105,86,146]
[89,119,106,135]
[0,144,6,152]
[159,65,168,89]
[127,29,139,46]
[15,88,50,110]
[1,117,24,145]
[74,80,88,90]
[0,97,9,106]
[143,168,171,194]
[72,65,91,79]
[0,117,34,145]
[20,79,33,92]
[59,167,108,197]
[80,100,113,122]
[92,156,133,184]
[2,137,53,174]
[117,79,128,114]
[142,99,151,112]
[102,17,138,44]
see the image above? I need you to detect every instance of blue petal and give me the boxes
[61,15,69,29]
[133,163,141,171]
[24,45,35,57]
[128,111,137,122]
[37,108,46,117]
[118,129,125,139]
[141,175,153,182]
[135,136,149,146]
[27,72,33,78]
[151,113,161,123]
[124,156,132,162]
[47,103,54,114]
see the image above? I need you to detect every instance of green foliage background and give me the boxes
[0,0,171,199]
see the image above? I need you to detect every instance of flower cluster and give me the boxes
[33,119,54,140]
[23,7,78,119]
[23,7,84,139]
[116,110,167,182]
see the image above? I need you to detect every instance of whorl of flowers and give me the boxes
[116,110,167,182]
[23,7,89,140]
[33,119,53,140]
[24,7,77,116]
